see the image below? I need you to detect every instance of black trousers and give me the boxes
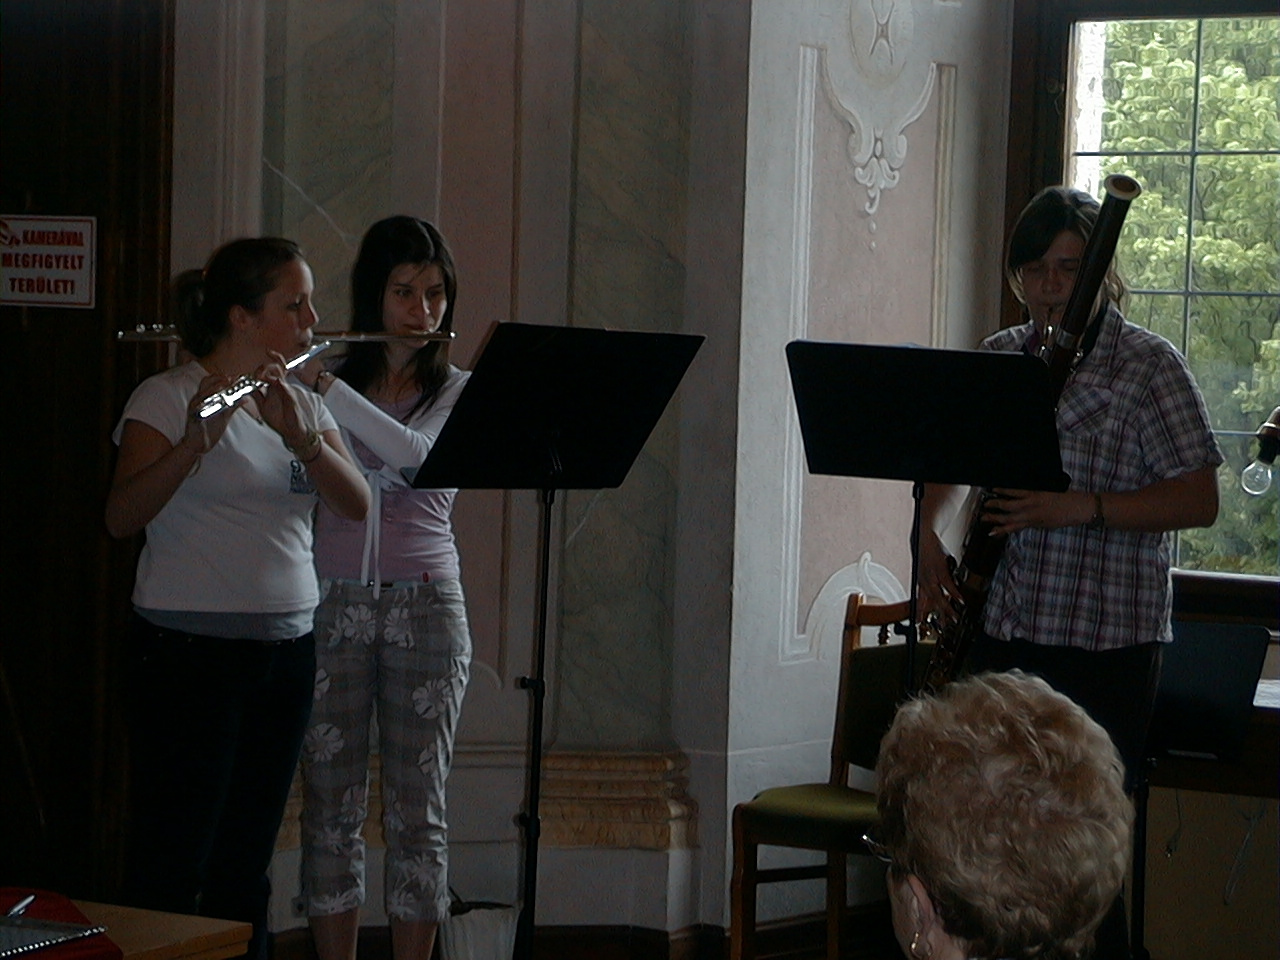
[966,635,1162,790]
[123,614,315,960]
[965,635,1163,960]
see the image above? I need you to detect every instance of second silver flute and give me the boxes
[118,326,454,343]
[195,340,332,420]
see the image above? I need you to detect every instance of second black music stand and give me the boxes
[408,322,704,960]
[785,340,1068,687]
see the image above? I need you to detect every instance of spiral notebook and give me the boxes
[0,916,107,958]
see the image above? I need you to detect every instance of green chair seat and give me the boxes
[739,783,879,851]
[730,596,924,960]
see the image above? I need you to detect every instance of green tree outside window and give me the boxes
[1067,16,1280,575]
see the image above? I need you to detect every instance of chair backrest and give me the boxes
[830,593,932,781]
[1147,619,1270,762]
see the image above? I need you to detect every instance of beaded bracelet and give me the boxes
[286,429,323,463]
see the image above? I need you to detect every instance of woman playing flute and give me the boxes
[105,237,369,960]
[293,216,472,960]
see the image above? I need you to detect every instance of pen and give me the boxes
[6,894,35,917]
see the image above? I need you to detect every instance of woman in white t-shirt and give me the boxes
[293,217,472,960]
[106,237,369,960]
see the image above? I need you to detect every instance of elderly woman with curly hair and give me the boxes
[872,671,1133,960]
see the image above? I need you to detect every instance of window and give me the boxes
[1064,15,1278,576]
[1008,4,1278,579]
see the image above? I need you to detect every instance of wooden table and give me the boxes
[73,902,250,960]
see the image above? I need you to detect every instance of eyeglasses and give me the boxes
[861,832,893,865]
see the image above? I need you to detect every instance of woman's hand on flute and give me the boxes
[106,375,238,539]
[181,372,238,454]
[256,352,371,521]
[256,352,309,444]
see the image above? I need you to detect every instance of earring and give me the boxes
[909,928,931,960]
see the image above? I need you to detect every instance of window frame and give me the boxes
[1005,0,1279,625]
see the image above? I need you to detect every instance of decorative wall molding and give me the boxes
[818,0,959,218]
[779,44,822,663]
[540,751,698,850]
[776,6,958,663]
[930,63,957,348]
[802,551,907,658]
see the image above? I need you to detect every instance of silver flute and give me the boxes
[195,340,333,420]
[119,325,454,343]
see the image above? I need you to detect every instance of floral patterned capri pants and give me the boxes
[300,578,471,923]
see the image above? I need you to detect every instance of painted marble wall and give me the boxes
[250,0,746,932]
[553,2,692,751]
[252,0,566,928]
[732,0,1015,923]
[172,0,726,934]
[171,0,1016,936]
[263,0,388,317]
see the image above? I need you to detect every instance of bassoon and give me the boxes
[921,174,1142,690]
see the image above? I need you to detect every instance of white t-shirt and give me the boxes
[113,361,337,615]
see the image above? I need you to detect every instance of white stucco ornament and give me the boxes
[824,0,954,214]
[802,551,907,660]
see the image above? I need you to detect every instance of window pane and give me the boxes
[1185,294,1278,434]
[1068,15,1279,578]
[1191,154,1280,293]
[1196,17,1280,152]
[1099,154,1190,292]
[1094,20,1198,154]
[1125,293,1185,349]
[1177,442,1279,577]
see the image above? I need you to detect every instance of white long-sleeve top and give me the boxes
[312,366,470,594]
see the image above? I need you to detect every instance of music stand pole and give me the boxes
[513,487,555,959]
[902,480,924,690]
[406,323,704,960]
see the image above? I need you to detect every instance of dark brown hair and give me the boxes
[1005,186,1126,309]
[173,237,304,358]
[335,216,457,416]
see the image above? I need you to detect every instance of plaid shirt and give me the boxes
[979,307,1223,650]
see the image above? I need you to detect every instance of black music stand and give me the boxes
[408,322,703,960]
[785,340,1068,687]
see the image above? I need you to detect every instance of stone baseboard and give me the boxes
[540,750,698,850]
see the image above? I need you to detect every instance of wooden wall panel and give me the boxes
[0,0,173,897]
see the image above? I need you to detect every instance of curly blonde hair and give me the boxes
[876,671,1133,960]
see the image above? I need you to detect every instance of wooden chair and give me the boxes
[729,592,928,960]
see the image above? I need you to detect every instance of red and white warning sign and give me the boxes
[0,215,97,308]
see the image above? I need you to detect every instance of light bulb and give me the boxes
[1241,459,1273,496]
[1240,405,1280,497]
